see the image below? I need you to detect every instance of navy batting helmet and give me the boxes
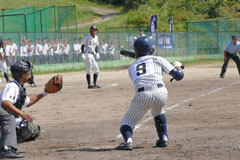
[134,36,155,57]
[90,25,98,32]
[10,60,34,84]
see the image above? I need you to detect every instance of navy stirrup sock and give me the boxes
[93,74,98,85]
[120,125,133,143]
[86,74,91,86]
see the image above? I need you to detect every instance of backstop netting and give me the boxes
[0,5,77,33]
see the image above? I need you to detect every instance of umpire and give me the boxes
[220,35,240,78]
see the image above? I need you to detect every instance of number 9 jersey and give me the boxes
[129,55,174,91]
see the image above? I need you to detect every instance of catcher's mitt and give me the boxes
[44,74,63,93]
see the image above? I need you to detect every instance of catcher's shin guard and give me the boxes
[154,114,168,141]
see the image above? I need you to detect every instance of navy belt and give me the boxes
[137,84,163,92]
[87,51,94,54]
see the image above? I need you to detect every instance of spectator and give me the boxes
[42,39,49,64]
[108,41,116,60]
[5,39,11,66]
[20,41,28,61]
[27,40,34,63]
[73,38,81,62]
[48,39,54,64]
[62,39,70,63]
[10,39,17,65]
[53,38,60,63]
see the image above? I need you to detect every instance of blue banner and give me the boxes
[168,17,173,32]
[158,33,174,49]
[150,14,157,33]
[158,17,174,49]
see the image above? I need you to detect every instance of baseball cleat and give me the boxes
[0,146,24,159]
[220,73,225,78]
[115,142,133,151]
[156,139,168,147]
[88,85,93,89]
[93,85,101,88]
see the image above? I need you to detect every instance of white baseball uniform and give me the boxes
[0,48,8,73]
[121,55,174,130]
[83,34,100,74]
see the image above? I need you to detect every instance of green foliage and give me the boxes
[122,0,240,32]
[127,4,152,27]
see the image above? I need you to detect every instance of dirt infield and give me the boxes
[1,61,240,160]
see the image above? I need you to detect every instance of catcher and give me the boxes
[0,60,62,159]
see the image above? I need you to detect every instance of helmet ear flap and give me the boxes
[150,48,155,55]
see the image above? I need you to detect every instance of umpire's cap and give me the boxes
[232,35,238,39]
[134,36,155,57]
[90,25,98,33]
[10,60,33,80]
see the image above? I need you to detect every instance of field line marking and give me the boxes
[63,83,119,92]
[117,80,240,138]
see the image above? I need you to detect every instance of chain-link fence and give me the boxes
[0,31,236,67]
[105,26,150,32]
[186,18,240,32]
[0,5,77,32]
[186,19,240,58]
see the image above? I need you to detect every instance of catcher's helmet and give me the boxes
[90,25,98,32]
[10,60,34,84]
[134,36,155,57]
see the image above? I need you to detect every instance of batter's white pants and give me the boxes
[121,87,168,130]
[85,53,100,74]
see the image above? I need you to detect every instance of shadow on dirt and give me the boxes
[56,146,144,152]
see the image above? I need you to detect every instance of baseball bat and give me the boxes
[120,50,136,58]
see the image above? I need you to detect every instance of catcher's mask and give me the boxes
[134,36,155,58]
[10,60,35,85]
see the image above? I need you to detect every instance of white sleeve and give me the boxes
[1,83,18,104]
[158,57,175,74]
[83,36,88,45]
[96,36,99,46]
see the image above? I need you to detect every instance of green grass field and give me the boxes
[29,56,223,74]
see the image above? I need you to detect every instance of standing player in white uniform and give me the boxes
[0,42,10,83]
[116,36,184,150]
[82,25,101,89]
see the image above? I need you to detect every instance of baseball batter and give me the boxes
[82,25,101,89]
[116,36,184,151]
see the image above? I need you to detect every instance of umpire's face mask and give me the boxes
[25,61,35,85]
[28,70,34,84]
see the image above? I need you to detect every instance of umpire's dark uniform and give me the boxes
[0,106,17,149]
[220,35,240,78]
